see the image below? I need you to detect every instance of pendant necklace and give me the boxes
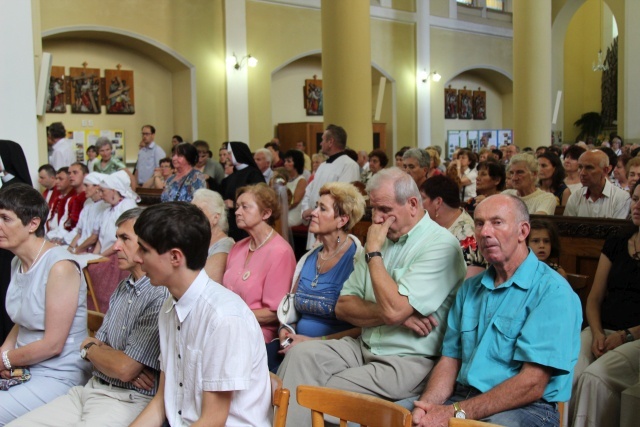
[243,228,274,281]
[21,239,47,274]
[311,235,349,287]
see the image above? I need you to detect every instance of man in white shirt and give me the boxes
[47,122,76,170]
[135,125,166,186]
[130,202,271,427]
[300,124,360,248]
[564,150,631,219]
[254,148,274,184]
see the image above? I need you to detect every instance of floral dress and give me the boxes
[160,169,207,202]
[448,209,487,270]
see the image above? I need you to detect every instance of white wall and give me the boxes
[0,0,41,185]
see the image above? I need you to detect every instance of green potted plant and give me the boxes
[573,112,603,142]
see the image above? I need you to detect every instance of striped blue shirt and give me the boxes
[94,274,168,396]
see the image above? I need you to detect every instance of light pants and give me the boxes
[6,377,152,427]
[277,336,435,427]
[570,327,640,427]
[0,376,74,426]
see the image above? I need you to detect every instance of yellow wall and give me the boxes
[43,39,174,163]
[39,0,228,154]
[443,75,508,136]
[430,27,513,147]
[563,0,603,141]
[246,1,416,152]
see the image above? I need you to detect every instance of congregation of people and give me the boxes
[0,122,638,427]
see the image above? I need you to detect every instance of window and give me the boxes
[457,0,505,11]
[486,0,504,11]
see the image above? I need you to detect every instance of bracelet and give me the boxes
[2,350,11,370]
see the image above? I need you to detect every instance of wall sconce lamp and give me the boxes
[227,53,258,70]
[419,70,441,83]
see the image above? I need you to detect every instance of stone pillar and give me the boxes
[513,0,552,148]
[321,0,372,152]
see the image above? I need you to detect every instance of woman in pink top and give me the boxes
[223,183,295,372]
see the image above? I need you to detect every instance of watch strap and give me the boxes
[365,252,382,263]
[625,329,634,342]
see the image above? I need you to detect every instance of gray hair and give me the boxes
[509,153,538,174]
[192,188,228,233]
[255,148,272,164]
[366,167,422,205]
[95,137,113,150]
[116,207,145,227]
[402,148,430,169]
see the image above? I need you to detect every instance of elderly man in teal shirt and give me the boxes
[278,168,467,427]
[411,194,582,427]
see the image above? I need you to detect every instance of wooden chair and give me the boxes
[83,257,110,313]
[87,310,105,338]
[270,372,290,427]
[297,385,411,427]
[558,401,567,427]
[448,419,504,426]
[82,254,129,313]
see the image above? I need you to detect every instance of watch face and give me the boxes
[455,412,466,419]
[80,349,87,360]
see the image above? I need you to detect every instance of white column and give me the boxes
[0,0,42,185]
[225,0,250,143]
[416,0,432,148]
[624,0,640,142]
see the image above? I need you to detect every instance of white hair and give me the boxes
[255,148,272,164]
[366,167,422,205]
[192,189,228,233]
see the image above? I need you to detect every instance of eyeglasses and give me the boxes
[142,132,152,136]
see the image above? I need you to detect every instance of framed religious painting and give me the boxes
[473,88,486,120]
[444,86,458,119]
[104,68,135,114]
[304,77,323,116]
[70,66,101,114]
[46,66,67,113]
[458,87,473,120]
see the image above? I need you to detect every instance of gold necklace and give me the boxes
[243,228,274,280]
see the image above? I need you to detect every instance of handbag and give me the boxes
[277,292,300,326]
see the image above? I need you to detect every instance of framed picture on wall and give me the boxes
[458,87,472,120]
[304,77,323,116]
[46,66,67,113]
[104,68,135,114]
[473,88,486,120]
[70,66,101,114]
[444,86,458,119]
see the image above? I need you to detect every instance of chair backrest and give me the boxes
[83,257,110,313]
[270,372,290,427]
[448,419,504,427]
[87,309,105,337]
[83,254,129,313]
[297,385,411,427]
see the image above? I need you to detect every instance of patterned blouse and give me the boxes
[160,169,207,202]
[448,209,487,269]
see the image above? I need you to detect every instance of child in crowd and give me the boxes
[528,219,567,278]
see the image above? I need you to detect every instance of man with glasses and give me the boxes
[135,125,166,186]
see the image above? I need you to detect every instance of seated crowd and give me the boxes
[0,125,639,427]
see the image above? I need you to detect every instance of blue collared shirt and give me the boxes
[442,250,582,402]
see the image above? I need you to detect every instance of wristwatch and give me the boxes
[453,402,466,419]
[625,329,635,343]
[80,342,97,360]
[365,252,382,263]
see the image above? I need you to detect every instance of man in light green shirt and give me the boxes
[278,167,466,427]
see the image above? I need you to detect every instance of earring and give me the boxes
[337,235,341,244]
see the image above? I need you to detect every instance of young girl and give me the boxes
[528,219,567,278]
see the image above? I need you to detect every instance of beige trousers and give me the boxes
[7,377,152,427]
